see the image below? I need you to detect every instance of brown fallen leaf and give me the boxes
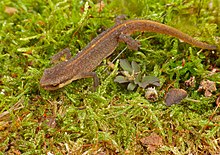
[165,88,187,106]
[39,115,56,128]
[12,149,21,155]
[198,80,216,97]
[185,76,196,88]
[140,133,163,152]
[0,121,10,131]
[4,6,18,15]
[208,67,220,76]
[95,1,105,12]
[107,60,115,70]
[46,116,56,128]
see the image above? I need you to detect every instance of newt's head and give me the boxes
[40,61,77,90]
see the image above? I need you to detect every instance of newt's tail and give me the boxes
[124,20,217,50]
[143,20,218,50]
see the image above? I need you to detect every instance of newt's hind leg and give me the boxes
[51,48,72,64]
[119,34,140,50]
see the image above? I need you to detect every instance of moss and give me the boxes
[0,0,219,154]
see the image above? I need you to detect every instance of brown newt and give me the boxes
[40,19,217,90]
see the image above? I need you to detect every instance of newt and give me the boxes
[40,19,217,90]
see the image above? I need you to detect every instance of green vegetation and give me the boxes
[0,0,219,154]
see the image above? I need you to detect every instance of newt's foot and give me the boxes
[78,72,99,91]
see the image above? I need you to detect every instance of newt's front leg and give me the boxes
[51,48,72,64]
[78,72,99,90]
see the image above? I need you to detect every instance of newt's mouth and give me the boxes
[40,78,74,90]
[40,78,61,90]
[40,83,60,90]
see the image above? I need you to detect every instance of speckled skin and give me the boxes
[40,20,217,90]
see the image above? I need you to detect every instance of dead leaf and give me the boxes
[185,76,195,87]
[0,121,10,131]
[39,116,56,128]
[46,116,56,128]
[4,6,18,15]
[107,61,115,70]
[198,80,216,97]
[140,133,163,152]
[0,98,24,120]
[208,68,220,76]
[212,115,220,123]
[37,20,46,26]
[182,58,186,67]
[165,88,187,106]
[12,149,21,155]
[95,1,105,12]
[216,96,220,107]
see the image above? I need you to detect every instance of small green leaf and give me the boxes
[114,76,129,83]
[134,73,142,85]
[131,61,140,72]
[127,82,136,90]
[121,71,131,79]
[139,76,160,88]
[120,59,133,73]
